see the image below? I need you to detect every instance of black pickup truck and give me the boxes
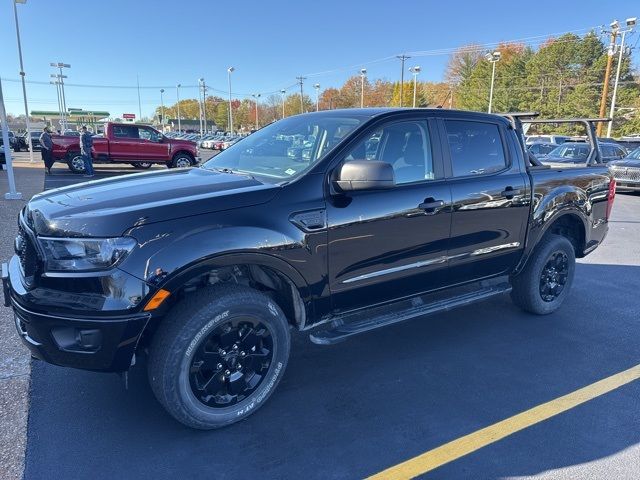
[2,109,614,429]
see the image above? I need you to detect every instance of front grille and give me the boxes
[611,167,640,183]
[16,223,38,284]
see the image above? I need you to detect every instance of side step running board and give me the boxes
[309,283,512,345]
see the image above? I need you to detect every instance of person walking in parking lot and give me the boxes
[80,126,94,177]
[39,126,54,174]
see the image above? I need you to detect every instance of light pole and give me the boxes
[159,89,165,131]
[360,68,367,108]
[280,89,286,119]
[409,66,421,108]
[227,67,234,134]
[50,62,70,130]
[1,77,22,199]
[396,55,410,107]
[50,80,62,126]
[485,51,501,113]
[607,17,636,138]
[13,0,34,163]
[252,93,261,130]
[313,84,320,111]
[176,84,181,132]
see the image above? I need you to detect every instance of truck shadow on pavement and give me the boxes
[24,263,640,480]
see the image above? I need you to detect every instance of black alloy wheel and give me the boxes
[539,251,569,302]
[188,317,273,408]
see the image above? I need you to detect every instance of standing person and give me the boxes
[80,126,94,177]
[39,126,54,174]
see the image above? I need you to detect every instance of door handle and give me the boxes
[501,186,520,199]
[418,198,445,214]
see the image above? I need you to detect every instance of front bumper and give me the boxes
[3,256,152,372]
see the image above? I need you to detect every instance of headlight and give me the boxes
[38,236,137,272]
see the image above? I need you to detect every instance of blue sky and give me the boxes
[0,0,638,118]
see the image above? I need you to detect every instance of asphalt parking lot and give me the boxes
[8,158,635,479]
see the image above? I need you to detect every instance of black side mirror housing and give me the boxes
[334,160,395,192]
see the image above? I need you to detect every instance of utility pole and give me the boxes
[296,76,306,113]
[280,89,286,119]
[159,89,165,131]
[396,55,410,107]
[252,93,261,130]
[597,23,618,136]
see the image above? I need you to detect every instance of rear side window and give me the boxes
[445,120,507,177]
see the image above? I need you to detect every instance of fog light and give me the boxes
[51,327,102,352]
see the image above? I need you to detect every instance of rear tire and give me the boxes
[132,162,152,169]
[511,234,575,315]
[147,285,291,429]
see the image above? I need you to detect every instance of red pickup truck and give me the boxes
[52,123,200,173]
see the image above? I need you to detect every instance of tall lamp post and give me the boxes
[159,89,165,131]
[485,51,501,113]
[251,93,261,130]
[409,66,421,108]
[13,0,34,163]
[227,67,234,134]
[176,84,181,132]
[313,84,320,111]
[280,89,286,119]
[50,62,70,130]
[360,68,367,108]
[197,78,204,136]
[607,17,636,138]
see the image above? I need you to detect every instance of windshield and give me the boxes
[202,114,366,182]
[626,147,640,160]
[548,144,590,160]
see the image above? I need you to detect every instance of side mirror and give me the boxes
[334,160,395,192]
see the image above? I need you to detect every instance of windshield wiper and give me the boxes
[211,167,255,179]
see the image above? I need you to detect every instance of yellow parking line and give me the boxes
[368,363,640,480]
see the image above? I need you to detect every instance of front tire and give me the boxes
[148,285,291,429]
[511,234,575,315]
[170,154,193,168]
[67,154,86,174]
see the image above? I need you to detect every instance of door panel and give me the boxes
[137,127,169,161]
[327,118,452,313]
[109,125,141,161]
[442,118,530,284]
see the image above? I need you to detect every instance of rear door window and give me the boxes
[444,120,507,177]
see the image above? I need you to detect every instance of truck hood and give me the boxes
[25,168,279,237]
[609,158,640,168]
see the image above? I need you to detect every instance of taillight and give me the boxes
[606,176,616,220]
